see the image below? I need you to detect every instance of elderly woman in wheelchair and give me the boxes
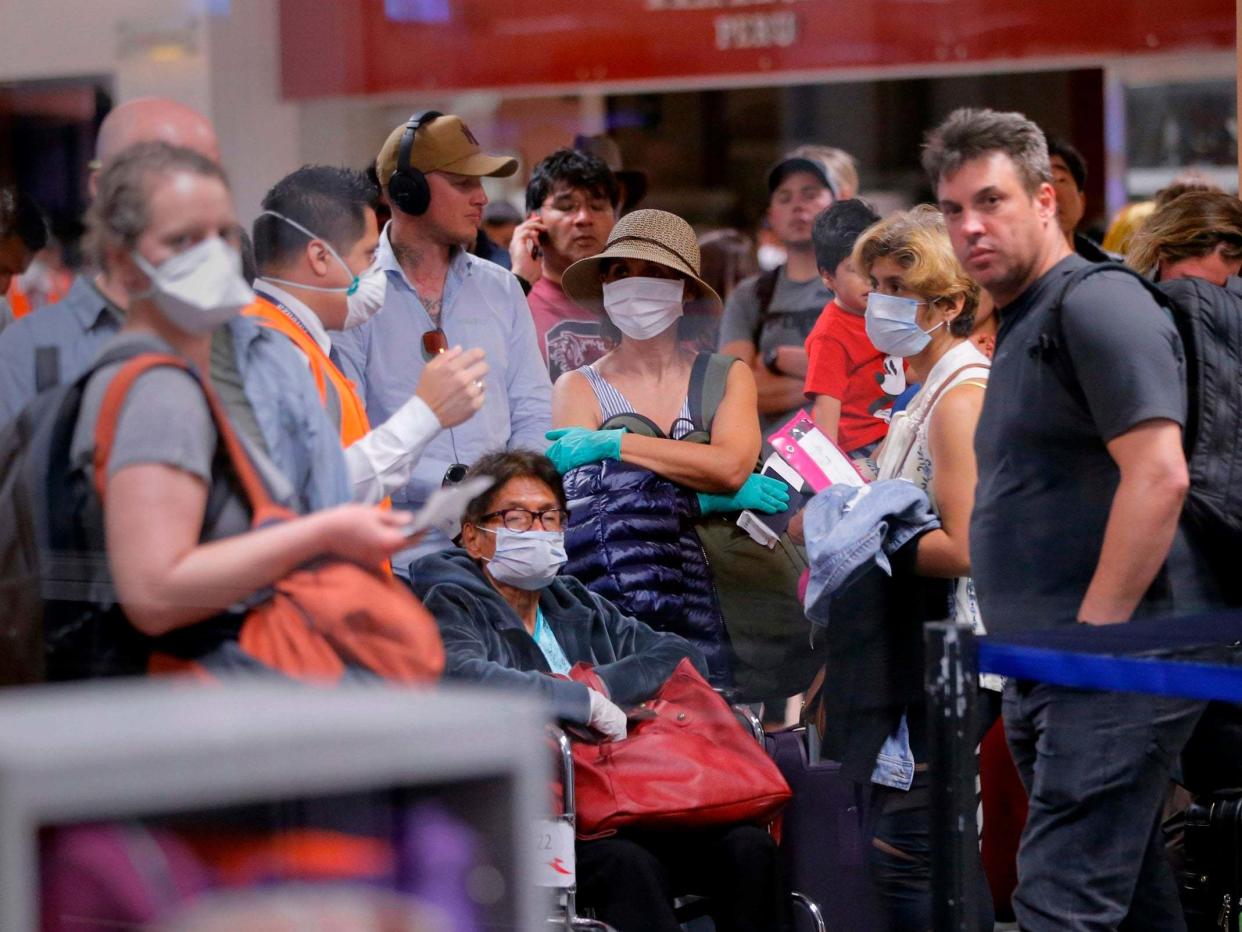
[409,450,789,932]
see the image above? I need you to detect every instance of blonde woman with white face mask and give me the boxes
[547,210,787,514]
[66,142,411,666]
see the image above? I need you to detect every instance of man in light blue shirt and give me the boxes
[333,111,552,573]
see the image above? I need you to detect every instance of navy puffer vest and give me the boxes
[562,459,731,686]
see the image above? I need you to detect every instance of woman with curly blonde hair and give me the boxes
[846,204,996,930]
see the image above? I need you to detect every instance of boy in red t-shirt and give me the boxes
[804,200,905,473]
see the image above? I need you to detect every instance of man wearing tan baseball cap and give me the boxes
[334,111,553,577]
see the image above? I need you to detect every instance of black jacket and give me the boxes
[408,548,708,724]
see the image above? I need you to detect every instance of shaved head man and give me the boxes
[89,97,220,196]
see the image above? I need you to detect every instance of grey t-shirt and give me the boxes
[718,264,832,432]
[718,265,832,353]
[971,254,1202,634]
[209,325,270,458]
[71,332,294,543]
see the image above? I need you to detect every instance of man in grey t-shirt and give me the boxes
[719,154,835,435]
[930,107,1204,932]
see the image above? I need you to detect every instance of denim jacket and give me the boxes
[803,480,940,630]
[0,277,349,513]
[803,479,940,792]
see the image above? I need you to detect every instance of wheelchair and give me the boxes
[545,705,827,932]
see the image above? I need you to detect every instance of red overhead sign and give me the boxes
[280,0,1234,99]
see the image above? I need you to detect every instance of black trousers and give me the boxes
[576,823,789,932]
[1004,680,1205,932]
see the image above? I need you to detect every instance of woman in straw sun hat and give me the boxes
[543,206,793,932]
[543,209,791,679]
[547,207,789,518]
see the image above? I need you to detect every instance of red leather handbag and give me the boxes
[567,658,791,838]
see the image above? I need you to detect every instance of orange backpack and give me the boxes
[93,353,444,685]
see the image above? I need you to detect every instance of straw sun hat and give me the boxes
[561,209,723,316]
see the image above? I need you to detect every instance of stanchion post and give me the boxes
[926,620,979,932]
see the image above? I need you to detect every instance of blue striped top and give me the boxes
[579,363,695,439]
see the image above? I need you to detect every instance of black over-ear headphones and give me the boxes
[387,110,443,216]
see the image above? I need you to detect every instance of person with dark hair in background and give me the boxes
[0,190,46,333]
[1045,136,1117,263]
[719,152,835,435]
[0,189,49,296]
[0,188,50,332]
[409,449,788,932]
[332,112,552,574]
[250,164,489,504]
[507,148,620,383]
[928,106,1209,932]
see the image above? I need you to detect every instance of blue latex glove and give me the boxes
[697,474,791,515]
[544,427,626,474]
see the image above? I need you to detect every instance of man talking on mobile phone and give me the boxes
[333,111,553,578]
[508,148,620,383]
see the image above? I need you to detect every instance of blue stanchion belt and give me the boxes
[977,607,1242,702]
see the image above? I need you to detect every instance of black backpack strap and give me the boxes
[1041,261,1176,411]
[752,267,781,341]
[688,352,737,436]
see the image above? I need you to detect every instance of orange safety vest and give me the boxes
[244,296,396,567]
[244,297,373,448]
[7,286,31,319]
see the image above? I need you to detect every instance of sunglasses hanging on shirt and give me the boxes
[422,327,448,360]
[423,326,468,486]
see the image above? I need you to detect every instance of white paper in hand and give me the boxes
[402,475,494,538]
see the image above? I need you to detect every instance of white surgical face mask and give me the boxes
[602,276,685,341]
[131,237,253,335]
[865,291,945,358]
[343,265,387,329]
[259,209,384,330]
[481,527,567,591]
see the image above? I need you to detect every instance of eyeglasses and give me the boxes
[422,327,448,359]
[478,508,570,532]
